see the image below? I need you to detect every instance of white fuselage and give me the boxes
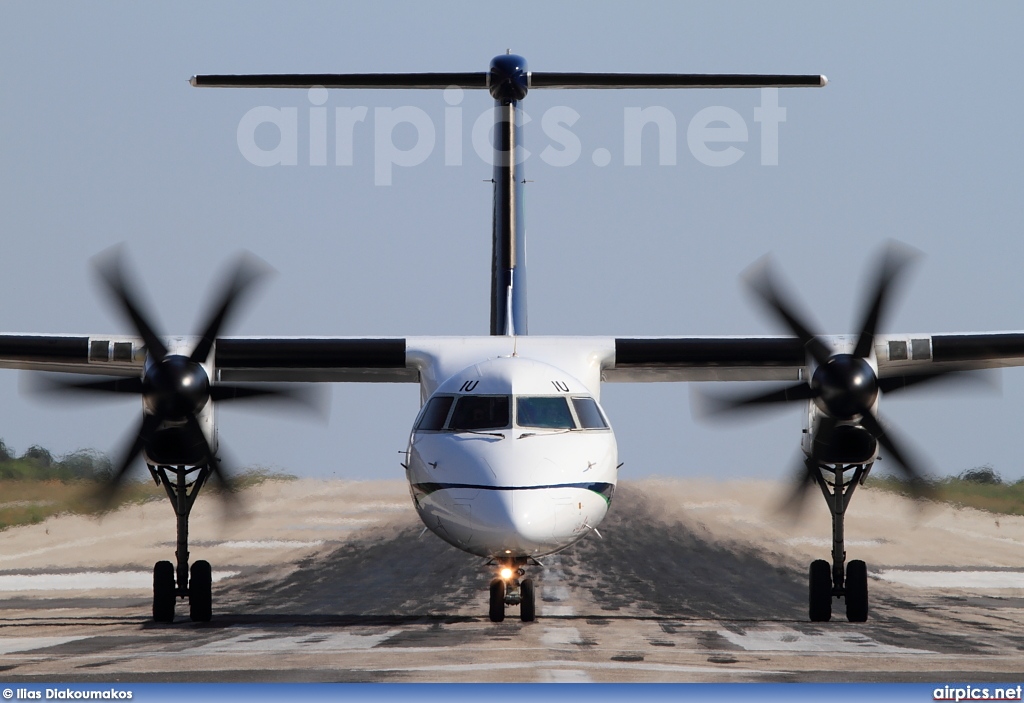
[404,356,618,558]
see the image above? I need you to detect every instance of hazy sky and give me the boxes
[2,3,1023,484]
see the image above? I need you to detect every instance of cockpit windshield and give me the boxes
[415,393,609,433]
[571,397,609,429]
[449,395,510,431]
[416,395,455,431]
[516,396,575,429]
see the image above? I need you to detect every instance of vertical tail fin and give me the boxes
[488,54,530,335]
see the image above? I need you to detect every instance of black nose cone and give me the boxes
[811,354,878,420]
[144,355,211,419]
[489,54,529,102]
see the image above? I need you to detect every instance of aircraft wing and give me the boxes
[4,331,1024,387]
[215,337,416,383]
[605,332,1024,383]
[602,337,805,382]
[875,332,1024,374]
[0,335,142,376]
[0,335,418,383]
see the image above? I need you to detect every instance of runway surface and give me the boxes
[1,478,1023,682]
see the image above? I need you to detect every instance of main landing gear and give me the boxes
[808,462,870,623]
[488,558,536,623]
[149,462,215,623]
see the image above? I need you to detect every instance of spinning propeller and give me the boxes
[701,243,977,510]
[32,248,319,507]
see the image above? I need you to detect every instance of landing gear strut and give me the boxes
[808,461,870,623]
[488,558,536,623]
[148,462,215,623]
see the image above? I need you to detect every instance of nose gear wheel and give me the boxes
[488,558,536,623]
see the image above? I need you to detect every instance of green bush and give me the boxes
[958,464,1002,485]
[869,467,1024,516]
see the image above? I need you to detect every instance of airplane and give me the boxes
[5,54,1024,625]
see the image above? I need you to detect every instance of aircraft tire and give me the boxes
[153,560,176,623]
[809,559,832,622]
[189,560,213,623]
[845,559,869,623]
[520,578,536,622]
[489,578,505,623]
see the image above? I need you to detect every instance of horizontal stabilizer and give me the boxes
[190,72,826,90]
[529,72,828,89]
[190,72,488,89]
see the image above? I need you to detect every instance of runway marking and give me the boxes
[0,531,137,563]
[301,517,377,525]
[285,525,366,532]
[0,636,89,654]
[341,502,409,514]
[940,526,1024,547]
[878,570,1024,589]
[540,556,575,617]
[217,540,325,549]
[192,629,401,653]
[726,516,765,526]
[717,628,931,654]
[541,626,582,647]
[539,668,592,682]
[0,570,239,591]
[359,659,775,676]
[681,500,742,510]
[785,537,886,548]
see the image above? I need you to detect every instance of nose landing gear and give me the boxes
[807,462,870,623]
[149,461,216,623]
[488,558,536,623]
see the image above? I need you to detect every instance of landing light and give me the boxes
[500,567,513,580]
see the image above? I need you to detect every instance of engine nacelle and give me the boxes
[803,393,879,465]
[811,424,877,464]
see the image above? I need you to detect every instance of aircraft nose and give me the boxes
[478,489,554,550]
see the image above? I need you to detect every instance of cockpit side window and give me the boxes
[517,396,576,429]
[571,397,609,429]
[416,395,455,431]
[449,395,510,430]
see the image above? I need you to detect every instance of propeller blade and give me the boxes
[778,415,836,517]
[184,413,240,507]
[858,411,933,498]
[25,373,144,398]
[209,384,287,402]
[94,412,164,510]
[743,256,833,366]
[695,381,818,417]
[190,252,272,365]
[878,367,998,395]
[777,455,822,518]
[852,243,920,359]
[209,383,329,418]
[92,246,168,361]
[29,374,145,397]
